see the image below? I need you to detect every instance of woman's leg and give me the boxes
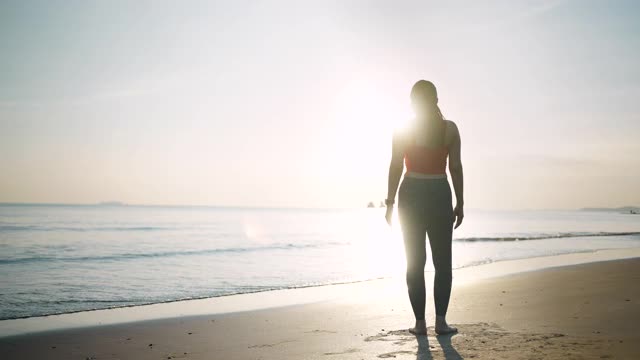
[402,217,427,321]
[425,179,457,334]
[398,179,428,324]
[426,220,453,317]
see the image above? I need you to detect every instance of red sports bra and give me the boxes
[404,121,449,175]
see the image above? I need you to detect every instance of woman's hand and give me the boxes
[453,205,464,229]
[385,206,394,226]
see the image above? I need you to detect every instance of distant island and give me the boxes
[581,206,639,214]
[98,201,127,206]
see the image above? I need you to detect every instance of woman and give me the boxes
[384,80,464,336]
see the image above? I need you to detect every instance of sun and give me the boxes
[330,79,413,137]
[326,78,413,172]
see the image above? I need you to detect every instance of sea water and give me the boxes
[1,204,639,320]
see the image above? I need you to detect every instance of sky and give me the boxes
[1,0,639,210]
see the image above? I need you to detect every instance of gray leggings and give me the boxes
[398,176,454,320]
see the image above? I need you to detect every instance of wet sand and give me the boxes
[1,257,639,359]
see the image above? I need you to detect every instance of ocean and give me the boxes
[1,204,639,321]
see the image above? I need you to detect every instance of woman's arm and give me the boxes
[448,121,464,228]
[385,131,405,225]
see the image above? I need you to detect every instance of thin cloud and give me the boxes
[0,101,18,108]
[473,0,571,32]
[521,154,599,167]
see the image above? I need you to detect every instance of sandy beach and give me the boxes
[1,253,639,359]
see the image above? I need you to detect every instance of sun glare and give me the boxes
[331,80,413,136]
[326,78,413,180]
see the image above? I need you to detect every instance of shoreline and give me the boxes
[2,255,639,359]
[2,244,637,323]
[2,247,640,339]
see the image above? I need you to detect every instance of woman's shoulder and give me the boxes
[392,128,410,146]
[392,120,415,140]
[392,124,418,152]
[443,119,458,129]
[443,119,460,146]
[443,119,460,135]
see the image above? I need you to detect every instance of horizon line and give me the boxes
[0,201,638,212]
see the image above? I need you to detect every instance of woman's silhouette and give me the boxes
[385,80,464,335]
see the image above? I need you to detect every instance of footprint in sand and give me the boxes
[377,350,415,358]
[323,348,360,355]
[365,329,421,346]
[248,340,296,348]
[305,329,338,334]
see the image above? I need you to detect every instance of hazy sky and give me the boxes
[1,0,639,209]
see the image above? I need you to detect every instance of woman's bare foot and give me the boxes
[435,315,458,335]
[408,319,427,335]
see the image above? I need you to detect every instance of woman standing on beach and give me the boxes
[385,80,464,335]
